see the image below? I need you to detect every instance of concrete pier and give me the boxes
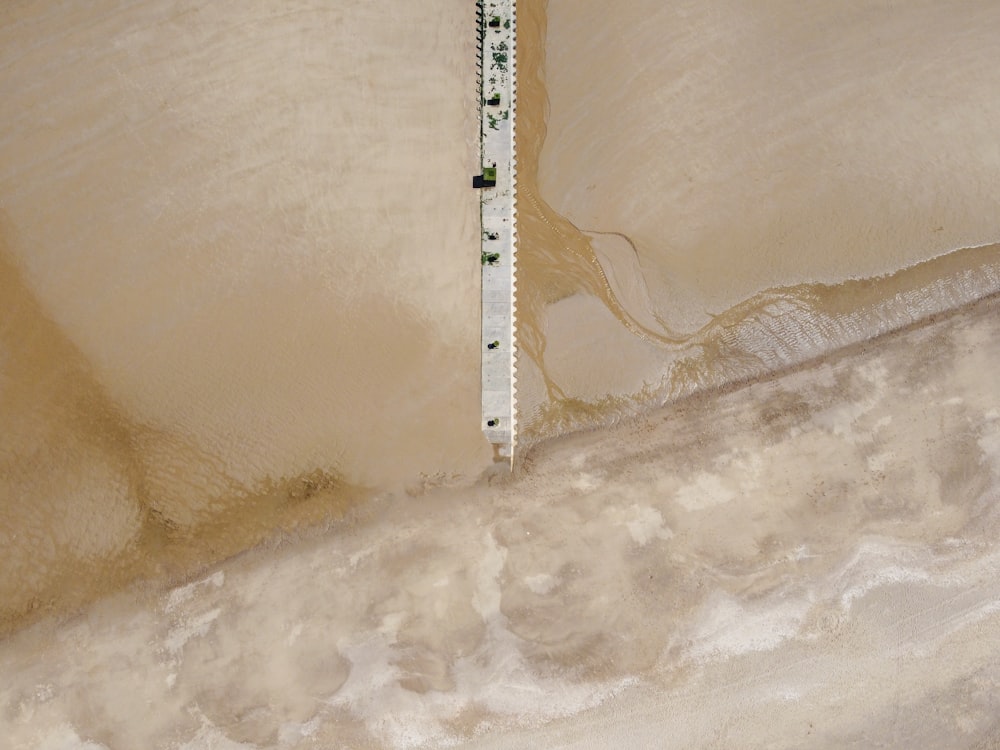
[476,0,517,463]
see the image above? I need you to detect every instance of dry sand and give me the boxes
[2,292,999,749]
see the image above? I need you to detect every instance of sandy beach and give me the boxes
[3,291,999,749]
[2,0,1000,747]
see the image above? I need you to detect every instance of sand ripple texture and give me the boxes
[514,0,1000,446]
[0,0,492,633]
[3,288,1000,750]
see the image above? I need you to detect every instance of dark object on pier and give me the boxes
[489,16,501,28]
[486,94,501,106]
[472,166,497,188]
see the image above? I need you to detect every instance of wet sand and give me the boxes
[2,0,998,638]
[3,290,999,749]
[2,0,1000,746]
[540,0,1000,324]
[0,0,493,634]
[515,0,1000,445]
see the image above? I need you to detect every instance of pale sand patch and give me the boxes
[2,291,999,750]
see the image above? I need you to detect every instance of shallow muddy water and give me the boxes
[514,0,1000,444]
[1,0,998,637]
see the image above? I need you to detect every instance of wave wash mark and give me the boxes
[474,0,517,464]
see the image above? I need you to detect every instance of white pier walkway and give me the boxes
[476,0,517,463]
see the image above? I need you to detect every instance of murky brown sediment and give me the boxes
[514,0,1000,449]
[513,0,687,405]
[1,0,998,642]
[1,222,366,637]
[518,243,1000,445]
[0,0,490,637]
[4,288,1000,749]
[2,2,1000,745]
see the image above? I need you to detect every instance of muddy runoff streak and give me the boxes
[1,0,998,638]
[513,0,1000,448]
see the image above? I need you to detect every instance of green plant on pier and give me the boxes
[492,42,508,71]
